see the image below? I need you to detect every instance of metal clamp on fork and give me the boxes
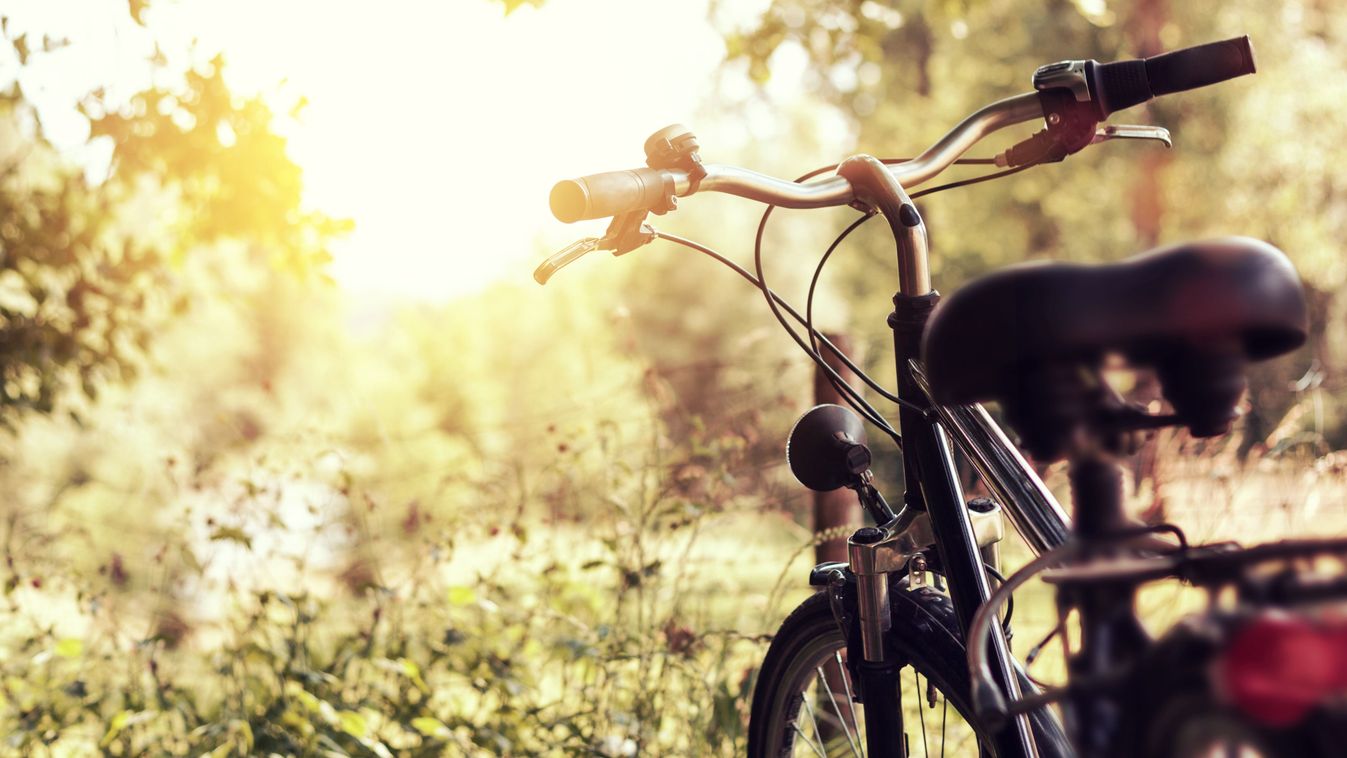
[849,503,1006,661]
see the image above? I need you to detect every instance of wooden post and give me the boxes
[814,332,863,565]
[813,333,863,741]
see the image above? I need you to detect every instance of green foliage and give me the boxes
[86,54,348,274]
[0,93,160,420]
[0,7,346,429]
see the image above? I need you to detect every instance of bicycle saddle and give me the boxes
[922,237,1308,455]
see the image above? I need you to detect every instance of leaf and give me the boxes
[411,717,449,738]
[231,719,254,752]
[446,586,476,606]
[100,709,131,747]
[11,33,28,65]
[54,638,83,658]
[209,526,252,549]
[399,657,430,693]
[97,711,155,748]
[338,710,367,738]
[285,681,323,714]
[127,0,149,25]
[179,544,204,574]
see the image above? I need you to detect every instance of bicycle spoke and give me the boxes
[791,722,829,758]
[816,664,861,757]
[940,697,947,758]
[914,669,929,758]
[798,694,829,758]
[836,651,864,758]
[754,603,987,758]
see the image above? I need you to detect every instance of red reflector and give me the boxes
[1218,613,1347,727]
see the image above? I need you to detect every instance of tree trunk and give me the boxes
[814,332,862,565]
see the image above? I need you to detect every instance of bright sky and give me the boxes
[4,0,779,300]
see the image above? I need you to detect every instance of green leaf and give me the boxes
[230,718,254,752]
[399,658,421,679]
[399,657,430,693]
[411,717,449,738]
[338,710,366,738]
[446,586,476,606]
[100,709,131,747]
[54,638,83,658]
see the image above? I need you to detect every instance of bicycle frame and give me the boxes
[837,154,1073,757]
[912,364,1071,557]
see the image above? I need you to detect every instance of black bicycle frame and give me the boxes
[843,154,1073,758]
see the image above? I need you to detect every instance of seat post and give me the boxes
[1067,453,1127,540]
[1062,451,1150,757]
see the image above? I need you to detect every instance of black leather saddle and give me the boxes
[922,237,1308,452]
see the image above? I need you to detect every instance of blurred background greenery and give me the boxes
[0,0,1345,755]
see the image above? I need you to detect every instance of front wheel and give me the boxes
[748,578,1064,757]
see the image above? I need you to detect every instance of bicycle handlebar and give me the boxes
[550,93,1044,223]
[549,167,674,224]
[549,38,1256,225]
[1089,36,1256,117]
[1146,36,1257,95]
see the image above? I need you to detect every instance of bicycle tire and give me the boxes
[748,578,1067,757]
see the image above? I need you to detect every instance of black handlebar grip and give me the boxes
[1087,36,1256,118]
[549,168,674,223]
[1144,35,1256,96]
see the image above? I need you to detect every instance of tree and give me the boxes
[0,6,347,428]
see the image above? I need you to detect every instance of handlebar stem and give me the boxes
[837,154,933,296]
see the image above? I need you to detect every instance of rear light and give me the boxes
[1215,612,1347,727]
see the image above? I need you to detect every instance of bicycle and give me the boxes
[536,35,1347,757]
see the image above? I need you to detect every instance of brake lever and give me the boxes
[1091,124,1172,148]
[533,212,657,285]
[533,237,601,285]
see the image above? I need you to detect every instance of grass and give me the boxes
[0,393,1342,757]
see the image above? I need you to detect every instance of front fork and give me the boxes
[813,502,1006,758]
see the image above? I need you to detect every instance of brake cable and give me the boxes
[803,160,1046,405]
[753,157,1047,441]
[653,230,904,444]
